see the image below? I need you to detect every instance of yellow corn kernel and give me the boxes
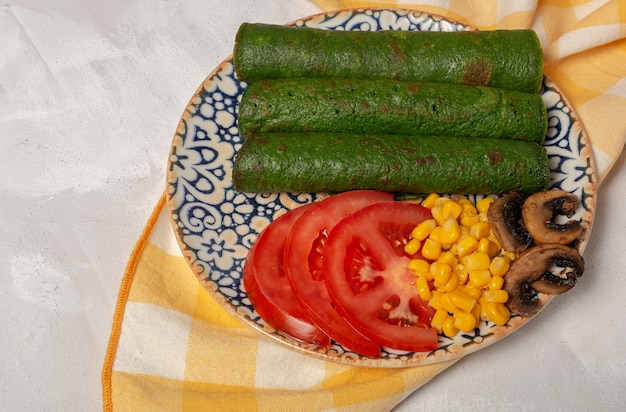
[458,225,471,240]
[478,297,490,321]
[422,238,442,260]
[461,200,477,210]
[442,315,459,337]
[471,301,482,324]
[464,252,491,272]
[455,236,478,257]
[469,269,492,287]
[483,289,509,303]
[448,242,458,257]
[437,251,459,267]
[437,273,459,293]
[470,221,491,239]
[416,276,432,301]
[453,263,468,283]
[442,199,463,221]
[460,206,481,228]
[488,233,502,250]
[411,219,437,241]
[421,193,440,209]
[434,196,451,207]
[408,258,430,276]
[484,302,511,326]
[477,237,500,258]
[440,218,461,244]
[489,256,510,277]
[404,238,422,255]
[429,290,444,311]
[455,197,473,206]
[430,261,451,286]
[453,310,477,332]
[502,250,517,261]
[449,289,477,313]
[461,284,483,300]
[428,226,443,243]
[430,205,444,227]
[440,292,457,313]
[476,197,494,213]
[431,309,449,334]
[489,275,505,290]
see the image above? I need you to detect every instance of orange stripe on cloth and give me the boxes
[102,192,167,412]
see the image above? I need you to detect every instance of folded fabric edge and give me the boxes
[101,192,167,412]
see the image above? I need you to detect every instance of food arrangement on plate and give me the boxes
[166,9,596,367]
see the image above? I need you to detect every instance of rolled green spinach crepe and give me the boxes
[233,23,544,93]
[232,132,550,195]
[237,78,547,143]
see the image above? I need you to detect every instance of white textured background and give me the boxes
[1,1,625,411]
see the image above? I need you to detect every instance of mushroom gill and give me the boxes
[522,190,584,245]
[503,243,585,317]
[487,192,532,253]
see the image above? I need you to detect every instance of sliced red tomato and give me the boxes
[323,201,438,353]
[283,190,392,357]
[243,203,330,347]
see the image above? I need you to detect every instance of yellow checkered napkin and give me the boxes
[103,1,626,411]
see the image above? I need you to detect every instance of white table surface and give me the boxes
[1,1,625,411]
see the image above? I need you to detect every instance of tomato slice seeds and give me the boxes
[324,201,438,352]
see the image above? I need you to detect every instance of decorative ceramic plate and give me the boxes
[166,8,597,367]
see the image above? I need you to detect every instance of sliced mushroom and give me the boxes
[503,243,584,317]
[522,190,584,245]
[487,192,532,253]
